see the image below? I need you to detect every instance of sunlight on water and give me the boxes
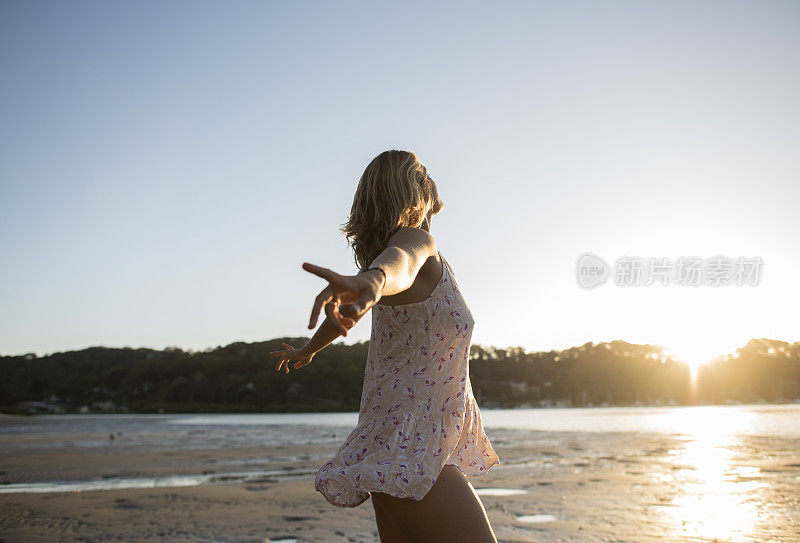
[0,468,317,494]
[479,403,800,435]
[473,488,528,496]
[516,514,557,523]
[653,407,767,540]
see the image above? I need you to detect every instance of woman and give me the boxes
[270,150,501,543]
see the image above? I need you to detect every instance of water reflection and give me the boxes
[473,488,528,496]
[653,407,767,541]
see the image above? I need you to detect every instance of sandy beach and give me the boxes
[1,411,799,543]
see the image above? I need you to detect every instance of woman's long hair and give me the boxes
[340,150,434,271]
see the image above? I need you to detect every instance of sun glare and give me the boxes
[663,340,736,376]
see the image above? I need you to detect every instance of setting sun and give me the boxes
[664,343,717,374]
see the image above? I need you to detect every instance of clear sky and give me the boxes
[1,0,798,366]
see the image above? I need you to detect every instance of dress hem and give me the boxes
[314,451,501,508]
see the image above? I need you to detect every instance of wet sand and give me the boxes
[1,416,799,542]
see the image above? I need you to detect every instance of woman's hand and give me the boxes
[302,262,384,334]
[270,342,315,373]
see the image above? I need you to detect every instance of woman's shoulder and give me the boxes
[388,226,436,246]
[375,246,444,307]
[384,227,437,265]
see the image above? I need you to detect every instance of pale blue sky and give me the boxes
[1,0,798,364]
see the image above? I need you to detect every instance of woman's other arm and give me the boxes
[271,285,374,373]
[305,297,372,355]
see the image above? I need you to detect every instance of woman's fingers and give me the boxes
[302,262,342,284]
[269,346,292,357]
[272,342,311,373]
[274,344,291,372]
[354,291,375,315]
[304,262,360,329]
[332,301,353,334]
[309,286,334,329]
[325,300,348,337]
[339,302,364,323]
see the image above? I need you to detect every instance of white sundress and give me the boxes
[314,251,500,507]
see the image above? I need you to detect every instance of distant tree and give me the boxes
[1,337,797,412]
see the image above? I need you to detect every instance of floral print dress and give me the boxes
[314,251,500,508]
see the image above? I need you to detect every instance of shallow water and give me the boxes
[517,514,557,523]
[474,487,529,496]
[2,403,798,452]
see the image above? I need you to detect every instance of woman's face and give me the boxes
[422,166,444,216]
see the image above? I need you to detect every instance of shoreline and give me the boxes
[5,398,800,419]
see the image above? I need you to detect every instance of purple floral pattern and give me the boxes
[314,252,501,508]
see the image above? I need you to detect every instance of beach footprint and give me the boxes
[112,497,138,509]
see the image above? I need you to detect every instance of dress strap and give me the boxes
[438,251,450,275]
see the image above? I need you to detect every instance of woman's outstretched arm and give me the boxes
[303,227,436,335]
[272,227,437,372]
[303,226,437,334]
